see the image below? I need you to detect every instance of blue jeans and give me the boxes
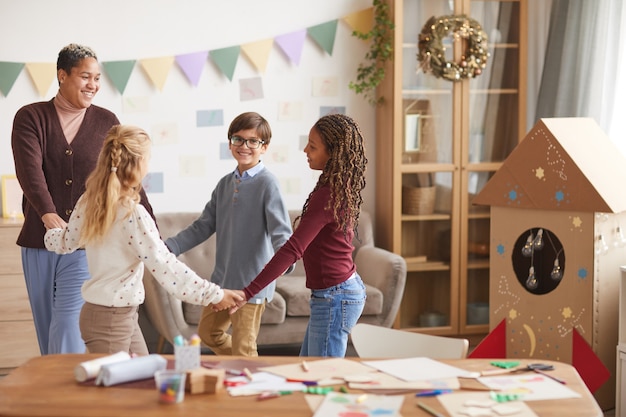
[22,248,88,354]
[300,274,366,357]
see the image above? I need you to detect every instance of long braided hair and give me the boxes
[298,114,367,238]
[79,125,151,245]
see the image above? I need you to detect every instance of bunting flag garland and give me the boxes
[0,62,24,96]
[241,39,274,73]
[209,46,240,82]
[102,60,136,94]
[25,62,56,97]
[0,7,373,97]
[140,56,175,92]
[274,29,307,66]
[175,51,208,87]
[343,7,374,36]
[308,20,339,55]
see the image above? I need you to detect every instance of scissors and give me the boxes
[481,363,554,376]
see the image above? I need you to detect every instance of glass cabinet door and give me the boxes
[397,0,458,332]
[381,0,525,335]
[461,0,524,333]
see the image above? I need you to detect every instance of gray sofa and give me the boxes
[142,210,407,351]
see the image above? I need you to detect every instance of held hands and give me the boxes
[42,213,67,230]
[212,289,245,312]
[228,290,247,314]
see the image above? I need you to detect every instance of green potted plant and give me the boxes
[349,0,394,106]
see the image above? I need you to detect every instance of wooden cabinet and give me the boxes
[375,0,527,336]
[0,219,39,374]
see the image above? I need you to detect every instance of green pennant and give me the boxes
[209,46,240,82]
[307,20,338,55]
[0,62,25,96]
[102,60,136,94]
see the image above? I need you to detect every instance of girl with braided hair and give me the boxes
[231,113,368,357]
[44,125,242,355]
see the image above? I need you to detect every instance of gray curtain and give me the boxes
[535,0,622,129]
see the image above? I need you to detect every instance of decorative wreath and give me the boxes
[418,14,489,81]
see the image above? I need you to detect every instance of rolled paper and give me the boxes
[74,351,132,382]
[96,354,167,387]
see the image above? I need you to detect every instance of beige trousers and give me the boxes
[79,302,149,356]
[197,301,266,356]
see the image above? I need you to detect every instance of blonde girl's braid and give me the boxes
[300,114,367,238]
[80,125,150,244]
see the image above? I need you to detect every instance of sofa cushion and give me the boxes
[275,276,383,317]
[182,291,287,325]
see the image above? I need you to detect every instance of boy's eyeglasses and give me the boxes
[229,136,265,149]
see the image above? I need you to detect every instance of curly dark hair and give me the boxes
[299,113,367,238]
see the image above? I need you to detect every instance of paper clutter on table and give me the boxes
[95,354,167,386]
[74,351,131,382]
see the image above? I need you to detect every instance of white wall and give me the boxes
[0,0,376,215]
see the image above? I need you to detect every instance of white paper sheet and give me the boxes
[362,357,477,382]
[477,373,582,401]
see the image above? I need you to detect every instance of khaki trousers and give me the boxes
[79,302,149,355]
[197,301,265,356]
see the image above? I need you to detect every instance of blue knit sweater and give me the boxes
[165,164,292,303]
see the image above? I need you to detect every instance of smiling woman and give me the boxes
[11,43,156,357]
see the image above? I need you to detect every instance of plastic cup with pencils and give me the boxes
[155,370,186,404]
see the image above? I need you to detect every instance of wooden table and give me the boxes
[0,354,603,416]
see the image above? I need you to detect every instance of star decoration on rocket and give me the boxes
[534,167,545,180]
[561,306,572,319]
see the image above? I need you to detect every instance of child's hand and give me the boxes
[228,290,247,314]
[212,289,244,311]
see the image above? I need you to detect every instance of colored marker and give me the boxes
[301,360,310,372]
[417,402,445,417]
[189,334,201,346]
[257,391,293,401]
[533,368,566,384]
[173,335,184,347]
[415,389,453,397]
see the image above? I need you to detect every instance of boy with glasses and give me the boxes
[164,112,292,356]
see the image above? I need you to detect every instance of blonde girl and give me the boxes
[45,125,241,355]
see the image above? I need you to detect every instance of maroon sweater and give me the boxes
[11,99,154,248]
[244,185,356,299]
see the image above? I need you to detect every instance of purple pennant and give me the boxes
[175,51,209,87]
[274,29,307,66]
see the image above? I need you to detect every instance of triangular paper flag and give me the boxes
[25,62,56,98]
[468,318,507,358]
[139,56,175,92]
[241,39,273,73]
[175,51,208,87]
[307,20,338,55]
[274,29,307,66]
[209,46,240,82]
[0,61,25,96]
[102,60,136,94]
[572,327,610,394]
[343,7,374,35]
